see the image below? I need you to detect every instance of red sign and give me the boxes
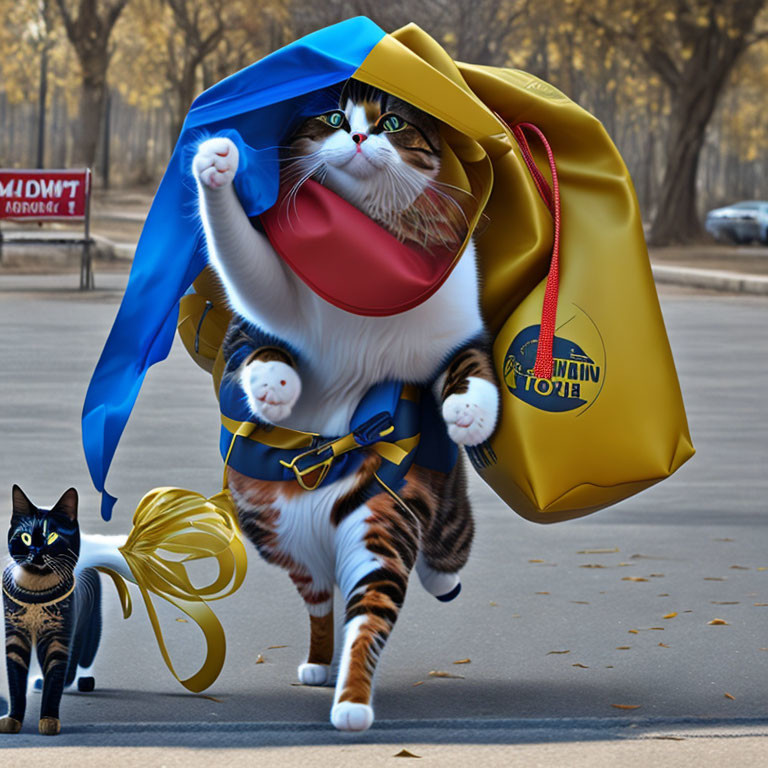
[0,169,90,220]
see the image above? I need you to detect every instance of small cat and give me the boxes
[1,486,101,735]
[194,80,499,731]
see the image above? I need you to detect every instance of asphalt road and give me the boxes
[0,274,766,754]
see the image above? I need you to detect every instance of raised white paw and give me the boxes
[193,136,239,189]
[298,663,331,686]
[242,360,301,423]
[331,702,374,732]
[442,377,499,446]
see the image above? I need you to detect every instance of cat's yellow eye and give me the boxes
[47,532,59,545]
[20,532,32,546]
[319,111,345,129]
[380,114,407,133]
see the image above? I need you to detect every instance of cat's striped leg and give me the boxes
[292,573,334,686]
[331,493,421,732]
[36,616,72,735]
[1,622,31,732]
[440,344,499,447]
[408,464,474,602]
[230,470,334,685]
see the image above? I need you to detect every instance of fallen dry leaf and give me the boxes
[412,681,425,687]
[730,565,749,570]
[658,643,670,648]
[578,547,619,554]
[754,603,768,607]
[760,648,768,652]
[616,646,631,650]
[255,654,266,664]
[393,749,421,759]
[649,574,665,578]
[657,593,670,597]
[547,650,570,655]
[529,559,545,563]
[708,618,729,625]
[628,630,639,634]
[605,665,614,668]
[757,567,767,572]
[618,562,633,567]
[453,658,471,665]
[536,591,550,595]
[704,577,725,582]
[580,564,606,569]
[175,618,188,623]
[572,663,589,668]
[663,612,678,619]
[571,600,590,605]
[711,601,739,605]
[724,693,735,700]
[267,645,288,649]
[649,627,665,631]
[428,670,464,679]
[489,601,497,607]
[611,704,641,710]
[623,577,649,582]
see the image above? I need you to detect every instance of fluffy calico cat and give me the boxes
[1,487,101,735]
[193,80,499,731]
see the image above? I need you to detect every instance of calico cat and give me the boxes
[193,80,499,731]
[1,486,101,735]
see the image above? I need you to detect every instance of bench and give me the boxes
[0,168,94,289]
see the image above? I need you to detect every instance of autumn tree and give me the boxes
[583,0,768,245]
[54,0,131,166]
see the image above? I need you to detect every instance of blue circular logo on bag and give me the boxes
[503,312,605,413]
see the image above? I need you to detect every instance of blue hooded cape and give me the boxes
[82,18,387,519]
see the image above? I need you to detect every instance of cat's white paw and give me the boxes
[193,137,239,189]
[242,360,301,423]
[331,702,374,732]
[442,377,499,446]
[298,663,331,686]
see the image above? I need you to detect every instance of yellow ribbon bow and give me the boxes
[99,487,248,693]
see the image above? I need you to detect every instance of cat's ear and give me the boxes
[52,488,78,521]
[11,485,35,517]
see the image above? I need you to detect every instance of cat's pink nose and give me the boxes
[352,133,368,144]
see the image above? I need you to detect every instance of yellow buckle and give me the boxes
[279,446,335,491]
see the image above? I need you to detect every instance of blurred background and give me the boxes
[0,0,766,245]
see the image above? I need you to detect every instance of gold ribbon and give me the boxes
[101,487,247,693]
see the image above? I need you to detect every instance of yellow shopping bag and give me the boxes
[179,23,695,524]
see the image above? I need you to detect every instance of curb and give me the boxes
[652,264,768,296]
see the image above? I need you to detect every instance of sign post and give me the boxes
[0,168,93,289]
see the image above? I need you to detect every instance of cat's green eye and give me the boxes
[47,532,58,545]
[20,532,31,546]
[381,114,407,133]
[320,111,345,128]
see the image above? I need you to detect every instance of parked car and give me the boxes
[705,200,768,245]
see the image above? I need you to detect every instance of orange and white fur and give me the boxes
[193,83,498,731]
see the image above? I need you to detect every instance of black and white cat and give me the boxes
[1,487,101,735]
[193,81,499,731]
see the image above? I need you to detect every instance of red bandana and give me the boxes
[260,180,461,317]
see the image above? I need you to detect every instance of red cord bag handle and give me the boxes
[509,122,561,380]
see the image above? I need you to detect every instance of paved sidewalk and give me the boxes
[3,723,768,767]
